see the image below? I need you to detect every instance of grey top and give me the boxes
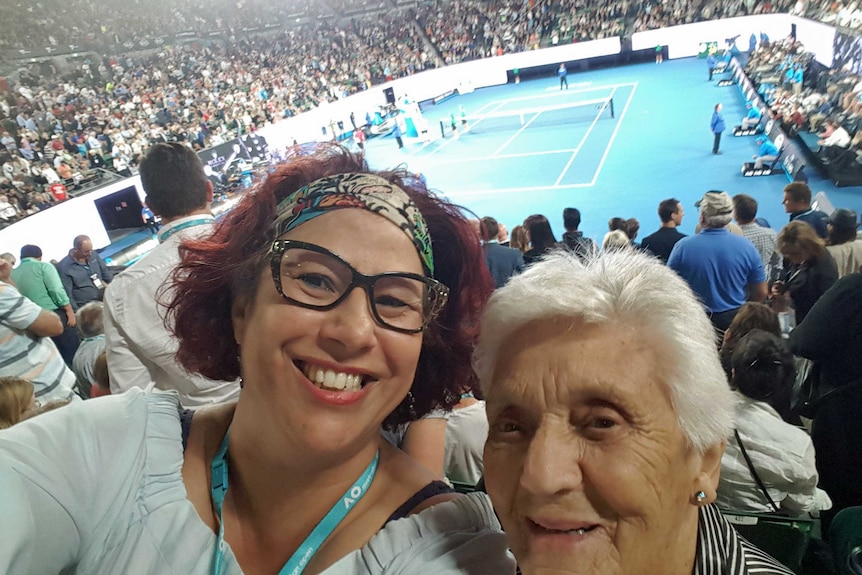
[0,390,515,575]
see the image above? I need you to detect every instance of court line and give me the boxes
[410,99,499,156]
[491,110,544,157]
[498,82,634,105]
[590,82,638,186]
[553,88,618,187]
[417,100,508,157]
[446,182,597,198]
[434,148,579,164]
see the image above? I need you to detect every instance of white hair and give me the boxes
[701,210,733,229]
[473,249,734,453]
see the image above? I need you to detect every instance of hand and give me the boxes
[66,312,77,328]
[771,281,786,297]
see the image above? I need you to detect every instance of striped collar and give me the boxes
[693,504,795,575]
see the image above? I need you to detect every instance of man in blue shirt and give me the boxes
[711,103,726,155]
[668,191,767,333]
[706,53,718,81]
[741,102,762,130]
[558,63,568,90]
[782,182,829,239]
[752,136,780,169]
[57,235,113,310]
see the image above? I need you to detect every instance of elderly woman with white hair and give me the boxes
[475,249,794,575]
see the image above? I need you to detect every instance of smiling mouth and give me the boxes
[529,520,599,537]
[298,362,371,392]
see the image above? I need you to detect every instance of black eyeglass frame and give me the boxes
[269,239,450,334]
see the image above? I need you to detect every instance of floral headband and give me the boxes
[272,173,435,275]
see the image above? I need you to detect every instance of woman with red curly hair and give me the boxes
[0,145,512,575]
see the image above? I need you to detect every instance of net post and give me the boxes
[610,97,615,119]
[439,120,445,138]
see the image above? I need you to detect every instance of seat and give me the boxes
[722,510,814,573]
[830,506,862,575]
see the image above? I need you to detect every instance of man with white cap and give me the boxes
[668,191,767,332]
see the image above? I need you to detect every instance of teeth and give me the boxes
[302,364,364,392]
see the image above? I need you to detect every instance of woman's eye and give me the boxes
[589,418,617,429]
[375,295,409,309]
[297,273,336,292]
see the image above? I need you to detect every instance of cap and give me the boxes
[746,101,753,107]
[695,191,734,217]
[828,208,858,232]
[755,136,766,144]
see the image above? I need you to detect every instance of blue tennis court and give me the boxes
[362,57,861,243]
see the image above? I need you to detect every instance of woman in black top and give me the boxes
[522,214,559,265]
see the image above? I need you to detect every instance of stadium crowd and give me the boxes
[2,0,862,570]
[1,0,860,226]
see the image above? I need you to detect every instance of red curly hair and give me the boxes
[166,144,493,427]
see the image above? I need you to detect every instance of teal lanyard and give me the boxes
[158,217,214,243]
[209,429,379,575]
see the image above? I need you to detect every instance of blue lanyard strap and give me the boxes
[158,217,214,243]
[209,428,379,575]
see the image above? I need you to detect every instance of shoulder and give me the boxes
[695,505,795,574]
[331,492,515,575]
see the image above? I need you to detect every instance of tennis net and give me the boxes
[439,96,614,138]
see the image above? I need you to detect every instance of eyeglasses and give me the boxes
[269,240,449,334]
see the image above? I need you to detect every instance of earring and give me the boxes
[406,391,417,419]
[695,491,707,504]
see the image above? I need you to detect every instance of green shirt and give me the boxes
[10,257,70,310]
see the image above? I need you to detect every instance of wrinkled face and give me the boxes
[484,318,718,575]
[73,239,93,261]
[232,209,425,454]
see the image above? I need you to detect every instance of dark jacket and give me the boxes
[561,231,597,262]
[482,242,524,289]
[782,249,838,324]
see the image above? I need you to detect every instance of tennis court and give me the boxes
[408,83,636,196]
[363,58,858,242]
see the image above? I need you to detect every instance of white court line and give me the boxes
[545,81,592,91]
[435,148,578,164]
[499,82,634,105]
[447,182,596,198]
[491,111,543,157]
[590,82,638,186]
[553,87,618,186]
[409,99,499,156]
[420,100,508,157]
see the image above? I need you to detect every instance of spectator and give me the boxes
[508,224,529,253]
[668,191,767,334]
[479,216,524,289]
[825,208,862,277]
[625,217,641,248]
[71,302,106,399]
[641,198,686,263]
[773,221,839,324]
[733,194,781,283]
[57,234,113,310]
[522,214,559,265]
[0,377,36,430]
[602,229,631,251]
[10,244,80,366]
[0,257,78,404]
[818,118,852,162]
[103,143,240,408]
[560,207,597,262]
[789,273,862,532]
[717,330,832,514]
[782,182,829,239]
